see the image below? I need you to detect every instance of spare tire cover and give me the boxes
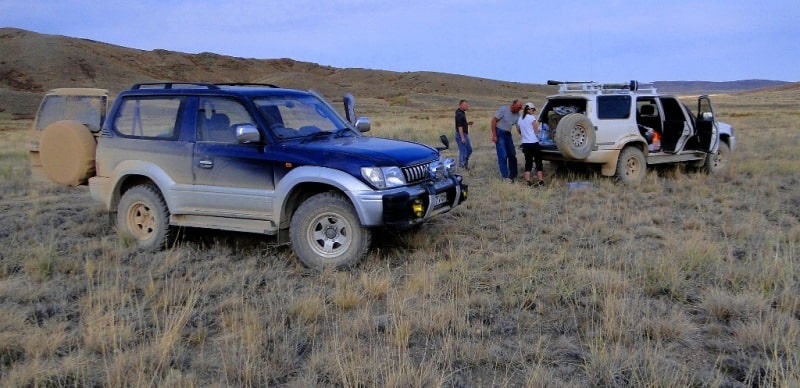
[555,113,595,160]
[39,120,96,186]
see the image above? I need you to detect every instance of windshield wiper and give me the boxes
[300,131,333,143]
[334,127,355,138]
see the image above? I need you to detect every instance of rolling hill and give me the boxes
[0,27,793,120]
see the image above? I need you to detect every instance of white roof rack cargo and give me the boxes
[547,80,657,95]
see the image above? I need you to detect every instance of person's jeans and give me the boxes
[495,129,518,178]
[455,131,472,169]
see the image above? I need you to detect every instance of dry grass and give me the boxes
[1,89,799,387]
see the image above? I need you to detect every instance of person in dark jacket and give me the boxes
[454,99,473,170]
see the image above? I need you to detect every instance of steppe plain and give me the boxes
[0,28,798,386]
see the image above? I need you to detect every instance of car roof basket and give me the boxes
[547,80,657,95]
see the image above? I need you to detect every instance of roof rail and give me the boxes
[548,80,657,94]
[216,83,280,88]
[131,82,220,90]
[547,80,593,85]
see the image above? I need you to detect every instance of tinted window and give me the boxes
[659,97,686,121]
[597,95,631,119]
[114,97,182,138]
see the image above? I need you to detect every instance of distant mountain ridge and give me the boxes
[0,27,794,119]
[653,80,790,94]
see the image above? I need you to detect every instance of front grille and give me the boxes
[402,162,430,184]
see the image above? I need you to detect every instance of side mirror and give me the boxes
[434,134,449,152]
[354,116,370,133]
[439,134,449,150]
[235,124,261,143]
[702,112,713,120]
[343,93,356,124]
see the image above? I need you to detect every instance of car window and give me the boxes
[35,95,106,132]
[659,97,686,122]
[114,97,182,139]
[697,97,714,120]
[597,95,631,119]
[196,97,256,143]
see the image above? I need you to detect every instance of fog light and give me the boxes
[412,199,423,217]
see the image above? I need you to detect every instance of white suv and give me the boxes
[538,80,735,183]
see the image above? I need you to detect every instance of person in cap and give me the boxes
[491,99,523,182]
[517,102,545,186]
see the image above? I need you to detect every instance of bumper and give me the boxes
[354,175,467,227]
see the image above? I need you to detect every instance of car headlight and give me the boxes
[361,166,406,189]
[442,158,456,175]
[429,160,445,181]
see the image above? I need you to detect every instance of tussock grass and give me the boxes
[1,95,799,386]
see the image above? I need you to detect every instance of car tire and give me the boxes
[290,192,371,269]
[39,120,96,186]
[555,113,595,160]
[615,146,646,184]
[703,142,730,174]
[117,185,171,251]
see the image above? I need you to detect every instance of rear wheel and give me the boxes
[117,185,171,250]
[290,192,371,269]
[616,146,646,184]
[704,142,730,174]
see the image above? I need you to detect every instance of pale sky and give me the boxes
[2,0,798,83]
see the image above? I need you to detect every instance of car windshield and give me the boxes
[253,95,354,139]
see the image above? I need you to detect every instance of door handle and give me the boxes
[199,159,213,169]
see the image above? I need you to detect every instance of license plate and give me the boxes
[433,192,448,207]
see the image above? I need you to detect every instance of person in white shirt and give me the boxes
[517,102,545,186]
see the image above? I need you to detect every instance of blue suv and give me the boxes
[33,83,467,268]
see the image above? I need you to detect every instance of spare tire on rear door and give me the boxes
[39,120,96,186]
[555,113,595,160]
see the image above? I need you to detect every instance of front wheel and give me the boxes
[290,192,371,269]
[704,142,730,174]
[117,185,171,250]
[616,146,646,184]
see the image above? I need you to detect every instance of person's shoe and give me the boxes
[506,178,515,183]
[527,180,533,187]
[537,180,545,187]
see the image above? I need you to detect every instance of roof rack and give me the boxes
[130,82,281,90]
[547,80,657,95]
[131,82,220,90]
[216,83,280,88]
